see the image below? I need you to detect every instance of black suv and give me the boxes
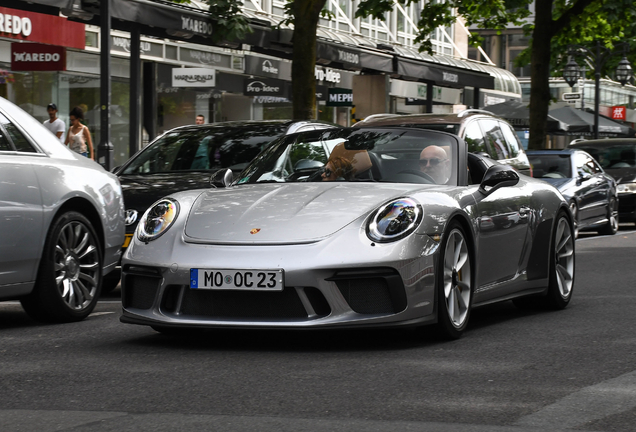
[354,110,532,176]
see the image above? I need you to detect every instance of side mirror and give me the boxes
[578,170,592,181]
[479,164,519,195]
[210,168,233,188]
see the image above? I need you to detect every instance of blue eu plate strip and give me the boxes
[190,268,198,288]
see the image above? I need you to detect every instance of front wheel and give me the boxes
[435,222,473,340]
[21,211,102,322]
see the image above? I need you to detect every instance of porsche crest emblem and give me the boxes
[250,228,261,234]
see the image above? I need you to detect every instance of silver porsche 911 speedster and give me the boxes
[120,127,575,339]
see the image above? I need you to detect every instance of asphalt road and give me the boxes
[1,227,635,432]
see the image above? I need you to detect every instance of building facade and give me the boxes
[1,0,522,165]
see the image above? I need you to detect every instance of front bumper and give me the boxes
[120,229,440,330]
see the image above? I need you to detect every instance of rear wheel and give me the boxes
[435,222,473,340]
[513,211,575,310]
[545,211,575,309]
[598,197,618,235]
[21,211,102,322]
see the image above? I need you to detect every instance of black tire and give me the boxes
[101,269,121,295]
[435,222,473,340]
[21,211,102,322]
[598,197,619,235]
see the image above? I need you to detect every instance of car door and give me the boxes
[574,152,606,223]
[0,114,44,287]
[469,156,532,300]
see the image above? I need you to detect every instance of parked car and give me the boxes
[104,120,338,292]
[0,97,125,322]
[121,127,574,339]
[354,109,533,176]
[567,139,636,225]
[527,149,618,237]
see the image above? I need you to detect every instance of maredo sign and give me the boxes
[12,43,65,71]
[0,6,85,49]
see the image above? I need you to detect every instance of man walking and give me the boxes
[43,103,65,142]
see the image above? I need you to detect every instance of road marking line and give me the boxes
[514,370,636,428]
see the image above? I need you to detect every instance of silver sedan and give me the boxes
[0,97,125,322]
[121,127,574,339]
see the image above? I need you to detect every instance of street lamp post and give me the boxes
[562,40,633,140]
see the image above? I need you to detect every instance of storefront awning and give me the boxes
[396,57,494,89]
[549,105,636,137]
[316,41,393,73]
[5,0,72,16]
[485,100,564,131]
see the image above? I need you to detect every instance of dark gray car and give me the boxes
[527,149,618,237]
[568,139,636,224]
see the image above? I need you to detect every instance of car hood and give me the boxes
[184,182,427,244]
[604,168,636,184]
[120,173,214,231]
[538,177,572,190]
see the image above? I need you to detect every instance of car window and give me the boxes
[576,144,636,169]
[0,113,37,153]
[480,119,509,160]
[238,128,458,186]
[527,154,572,179]
[498,121,520,158]
[574,153,595,175]
[122,124,286,175]
[0,127,12,151]
[463,121,488,154]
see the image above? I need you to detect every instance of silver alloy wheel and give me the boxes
[443,228,472,327]
[569,201,579,238]
[54,221,100,310]
[554,217,575,299]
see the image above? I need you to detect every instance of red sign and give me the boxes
[11,43,66,71]
[611,106,627,121]
[0,6,85,49]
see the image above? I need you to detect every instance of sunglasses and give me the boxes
[419,158,446,167]
[322,168,333,177]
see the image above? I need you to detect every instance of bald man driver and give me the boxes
[419,145,450,184]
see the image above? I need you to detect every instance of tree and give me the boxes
[379,0,636,149]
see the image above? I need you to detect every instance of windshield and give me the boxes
[576,144,636,169]
[528,154,572,179]
[121,124,288,175]
[236,128,458,185]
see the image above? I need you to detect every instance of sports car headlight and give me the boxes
[367,198,423,243]
[617,183,636,194]
[137,198,179,242]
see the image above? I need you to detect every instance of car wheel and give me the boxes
[569,201,579,239]
[598,197,618,235]
[545,211,576,309]
[21,211,102,322]
[435,222,473,340]
[101,269,121,295]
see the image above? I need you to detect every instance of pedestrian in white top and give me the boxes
[43,103,65,142]
[64,106,95,160]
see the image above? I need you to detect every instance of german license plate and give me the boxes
[190,269,284,291]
